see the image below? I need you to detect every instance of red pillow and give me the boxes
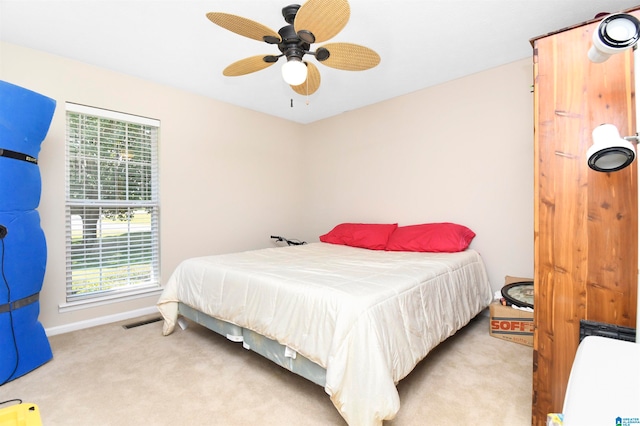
[319,223,398,250]
[385,223,476,253]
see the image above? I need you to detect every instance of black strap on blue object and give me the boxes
[0,148,38,164]
[0,292,40,314]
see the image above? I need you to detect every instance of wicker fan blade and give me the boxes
[223,55,276,76]
[290,62,321,95]
[294,0,350,43]
[319,42,380,71]
[206,12,280,43]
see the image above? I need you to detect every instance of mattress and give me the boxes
[157,242,492,425]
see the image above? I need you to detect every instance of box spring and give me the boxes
[178,302,327,387]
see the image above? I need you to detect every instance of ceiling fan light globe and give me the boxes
[282,59,308,85]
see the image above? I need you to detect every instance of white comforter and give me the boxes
[157,243,492,426]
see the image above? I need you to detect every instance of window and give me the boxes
[64,103,160,306]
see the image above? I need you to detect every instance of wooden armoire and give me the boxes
[531,9,639,426]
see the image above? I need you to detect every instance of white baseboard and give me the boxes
[45,305,160,336]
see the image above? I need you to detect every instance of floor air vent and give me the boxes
[122,317,163,330]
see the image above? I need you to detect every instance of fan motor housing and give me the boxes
[277,25,310,59]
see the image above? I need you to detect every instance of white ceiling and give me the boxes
[1,0,639,124]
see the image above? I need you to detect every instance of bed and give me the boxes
[157,241,492,425]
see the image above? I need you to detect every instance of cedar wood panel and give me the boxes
[532,10,639,425]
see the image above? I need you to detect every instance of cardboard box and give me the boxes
[490,303,534,347]
[489,275,534,347]
[504,275,532,287]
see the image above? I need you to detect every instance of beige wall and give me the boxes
[301,58,534,292]
[0,41,534,332]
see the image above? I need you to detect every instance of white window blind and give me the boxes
[65,103,160,304]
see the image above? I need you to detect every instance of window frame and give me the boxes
[62,103,161,311]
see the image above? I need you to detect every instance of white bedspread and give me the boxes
[157,243,492,426]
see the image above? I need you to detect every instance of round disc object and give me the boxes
[501,281,534,309]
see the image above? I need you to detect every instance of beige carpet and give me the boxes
[1,311,532,425]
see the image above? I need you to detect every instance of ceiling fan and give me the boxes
[206,0,380,96]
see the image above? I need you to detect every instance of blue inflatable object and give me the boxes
[0,80,56,384]
[0,156,41,211]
